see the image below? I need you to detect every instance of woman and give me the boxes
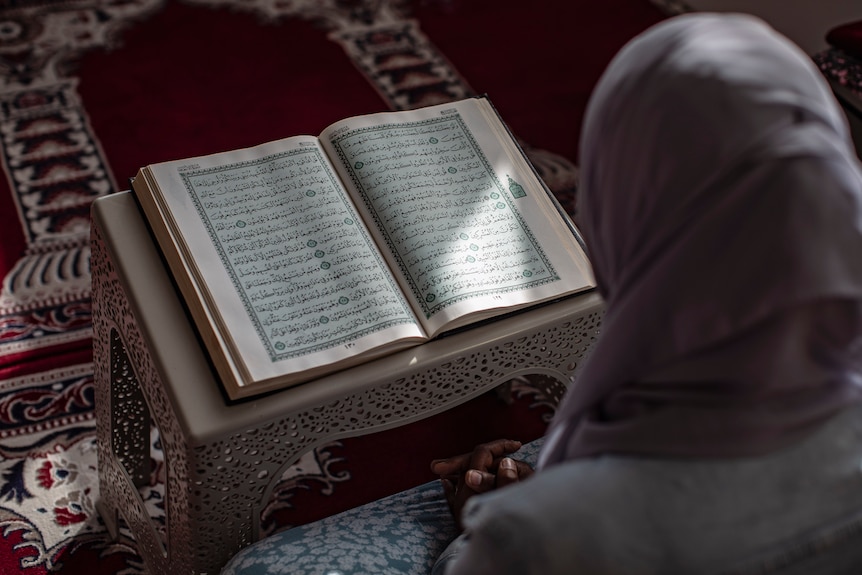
[223,13,862,575]
[431,11,862,575]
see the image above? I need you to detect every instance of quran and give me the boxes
[132,96,596,400]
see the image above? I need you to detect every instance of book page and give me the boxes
[140,137,424,390]
[320,98,595,335]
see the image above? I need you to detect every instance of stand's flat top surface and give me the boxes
[92,191,602,444]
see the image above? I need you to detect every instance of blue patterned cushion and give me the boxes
[221,440,544,575]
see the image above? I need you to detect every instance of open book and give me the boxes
[132,96,596,400]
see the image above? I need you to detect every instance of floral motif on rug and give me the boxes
[0,364,135,572]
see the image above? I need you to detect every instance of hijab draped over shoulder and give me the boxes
[539,13,862,467]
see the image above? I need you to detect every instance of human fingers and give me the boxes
[431,439,522,475]
[496,457,518,487]
[515,460,535,480]
[430,452,472,476]
[464,469,497,493]
[463,459,533,492]
[467,439,523,472]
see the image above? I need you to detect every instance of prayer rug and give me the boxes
[0,0,676,572]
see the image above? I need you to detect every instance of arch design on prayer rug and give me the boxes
[0,0,163,359]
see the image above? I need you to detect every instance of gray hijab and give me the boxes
[540,13,862,467]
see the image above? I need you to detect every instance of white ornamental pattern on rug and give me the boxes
[2,434,104,568]
[0,363,128,570]
[0,0,163,357]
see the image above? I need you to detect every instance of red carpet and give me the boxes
[0,0,672,572]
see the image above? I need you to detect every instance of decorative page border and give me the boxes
[180,147,416,362]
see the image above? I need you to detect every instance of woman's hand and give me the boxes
[430,439,534,529]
